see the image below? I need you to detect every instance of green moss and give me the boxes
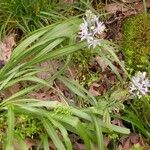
[0,114,43,148]
[122,14,150,72]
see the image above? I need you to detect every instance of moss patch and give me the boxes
[122,14,150,73]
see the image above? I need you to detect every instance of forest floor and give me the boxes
[0,0,150,150]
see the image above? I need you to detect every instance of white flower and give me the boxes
[85,10,98,24]
[80,18,88,31]
[78,10,105,49]
[88,39,101,48]
[129,71,150,98]
[93,20,105,35]
[79,19,91,41]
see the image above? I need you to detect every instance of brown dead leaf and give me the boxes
[89,68,117,96]
[9,84,21,95]
[1,84,21,100]
[24,138,38,149]
[89,82,100,96]
[122,0,141,3]
[95,56,109,72]
[104,136,111,147]
[14,138,37,150]
[105,1,150,27]
[74,142,98,150]
[105,3,128,14]
[14,138,56,150]
[112,119,124,127]
[89,80,108,96]
[118,133,149,150]
[0,60,4,68]
[74,143,86,150]
[106,10,125,41]
[29,78,76,104]
[37,60,63,80]
[106,1,150,15]
[29,89,60,101]
[54,80,76,104]
[63,0,74,3]
[133,1,150,12]
[0,34,16,63]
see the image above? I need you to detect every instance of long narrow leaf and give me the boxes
[58,76,97,105]
[43,135,49,150]
[92,115,104,150]
[6,105,15,150]
[50,119,72,150]
[4,85,39,103]
[42,118,66,150]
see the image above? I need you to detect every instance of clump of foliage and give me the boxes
[0,14,130,149]
[130,96,150,138]
[15,115,43,139]
[122,14,150,73]
[133,97,150,129]
[0,0,81,36]
[72,49,99,87]
[124,72,150,139]
[0,114,42,149]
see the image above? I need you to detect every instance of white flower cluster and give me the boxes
[79,10,105,48]
[129,72,150,98]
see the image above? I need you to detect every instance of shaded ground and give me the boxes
[0,0,150,149]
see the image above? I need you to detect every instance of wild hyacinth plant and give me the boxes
[0,16,130,149]
[129,72,150,98]
[122,72,150,139]
[78,10,128,81]
[79,10,105,48]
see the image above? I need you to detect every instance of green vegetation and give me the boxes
[0,15,130,149]
[0,0,82,37]
[122,14,150,73]
[122,97,150,138]
[0,0,149,149]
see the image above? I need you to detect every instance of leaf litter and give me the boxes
[0,34,16,63]
[1,0,150,149]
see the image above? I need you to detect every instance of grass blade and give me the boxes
[6,105,15,150]
[42,118,66,150]
[92,115,104,150]
[43,134,49,150]
[50,119,72,150]
[58,76,97,105]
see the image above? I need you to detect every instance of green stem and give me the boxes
[143,0,147,14]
